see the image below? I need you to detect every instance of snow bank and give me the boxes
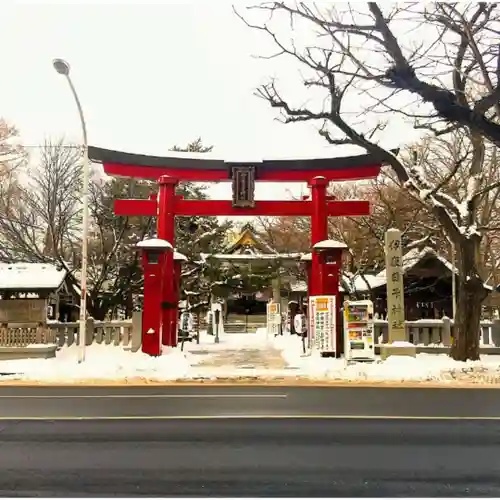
[0,344,191,382]
[2,329,500,384]
[272,334,500,382]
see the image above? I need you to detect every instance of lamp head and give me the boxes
[52,58,70,76]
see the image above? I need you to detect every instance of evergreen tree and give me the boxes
[170,138,233,311]
[88,176,156,318]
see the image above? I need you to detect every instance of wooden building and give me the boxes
[351,246,496,320]
[0,263,78,322]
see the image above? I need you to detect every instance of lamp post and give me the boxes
[53,58,89,363]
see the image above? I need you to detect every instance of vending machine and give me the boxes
[266,301,281,336]
[343,300,375,362]
[309,295,337,354]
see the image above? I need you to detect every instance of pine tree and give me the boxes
[88,176,156,318]
[170,138,232,311]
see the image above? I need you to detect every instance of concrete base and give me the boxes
[0,345,57,361]
[379,344,417,361]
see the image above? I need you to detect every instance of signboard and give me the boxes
[232,166,256,208]
[294,313,307,336]
[0,299,47,323]
[309,295,336,353]
[211,302,225,336]
[266,301,281,336]
[384,228,406,342]
[180,311,194,332]
[343,300,375,361]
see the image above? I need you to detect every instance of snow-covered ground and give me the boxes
[273,334,500,383]
[1,329,500,384]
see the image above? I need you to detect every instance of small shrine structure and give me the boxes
[0,263,66,358]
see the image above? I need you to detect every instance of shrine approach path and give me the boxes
[186,332,289,371]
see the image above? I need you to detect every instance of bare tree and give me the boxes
[0,139,82,263]
[0,119,26,175]
[87,176,156,319]
[0,120,27,235]
[237,2,500,360]
[0,139,154,320]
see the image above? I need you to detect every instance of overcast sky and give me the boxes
[2,0,420,221]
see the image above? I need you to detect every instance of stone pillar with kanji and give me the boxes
[380,228,416,360]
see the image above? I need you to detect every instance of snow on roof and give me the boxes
[0,263,67,290]
[352,274,387,292]
[200,253,302,262]
[174,252,188,261]
[290,280,346,293]
[375,246,456,279]
[137,238,173,249]
[226,224,277,255]
[362,246,492,291]
[224,156,263,163]
[312,239,348,250]
[290,280,307,292]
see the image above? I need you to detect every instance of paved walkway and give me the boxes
[186,332,289,371]
[193,347,288,370]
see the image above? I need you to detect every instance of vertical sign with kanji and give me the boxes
[384,228,406,342]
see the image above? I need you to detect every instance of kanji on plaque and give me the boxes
[384,229,406,342]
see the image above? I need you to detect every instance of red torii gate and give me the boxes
[88,146,382,355]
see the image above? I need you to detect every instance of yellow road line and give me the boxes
[2,381,500,389]
[0,414,498,421]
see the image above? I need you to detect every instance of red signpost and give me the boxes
[89,146,382,356]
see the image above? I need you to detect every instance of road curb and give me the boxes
[2,377,500,389]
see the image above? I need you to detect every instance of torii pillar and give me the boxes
[157,175,178,347]
[309,176,329,294]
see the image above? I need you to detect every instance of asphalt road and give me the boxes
[1,384,500,419]
[1,417,500,497]
[1,386,500,496]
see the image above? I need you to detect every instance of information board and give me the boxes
[343,300,375,361]
[266,301,281,336]
[308,295,336,353]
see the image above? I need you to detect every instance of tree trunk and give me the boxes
[450,239,488,361]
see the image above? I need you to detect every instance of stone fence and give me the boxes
[372,318,500,346]
[0,323,57,347]
[1,314,499,350]
[0,312,142,350]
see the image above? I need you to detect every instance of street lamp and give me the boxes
[53,58,89,364]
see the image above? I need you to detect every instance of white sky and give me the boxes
[1,0,420,224]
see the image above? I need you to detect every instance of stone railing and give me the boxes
[0,313,142,350]
[3,314,498,351]
[0,322,57,347]
[373,318,500,346]
[49,314,141,350]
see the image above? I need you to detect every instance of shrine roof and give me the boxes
[0,263,67,291]
[353,247,494,292]
[200,253,302,262]
[88,146,383,172]
[225,223,276,255]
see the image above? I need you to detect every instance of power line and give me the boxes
[19,145,84,149]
